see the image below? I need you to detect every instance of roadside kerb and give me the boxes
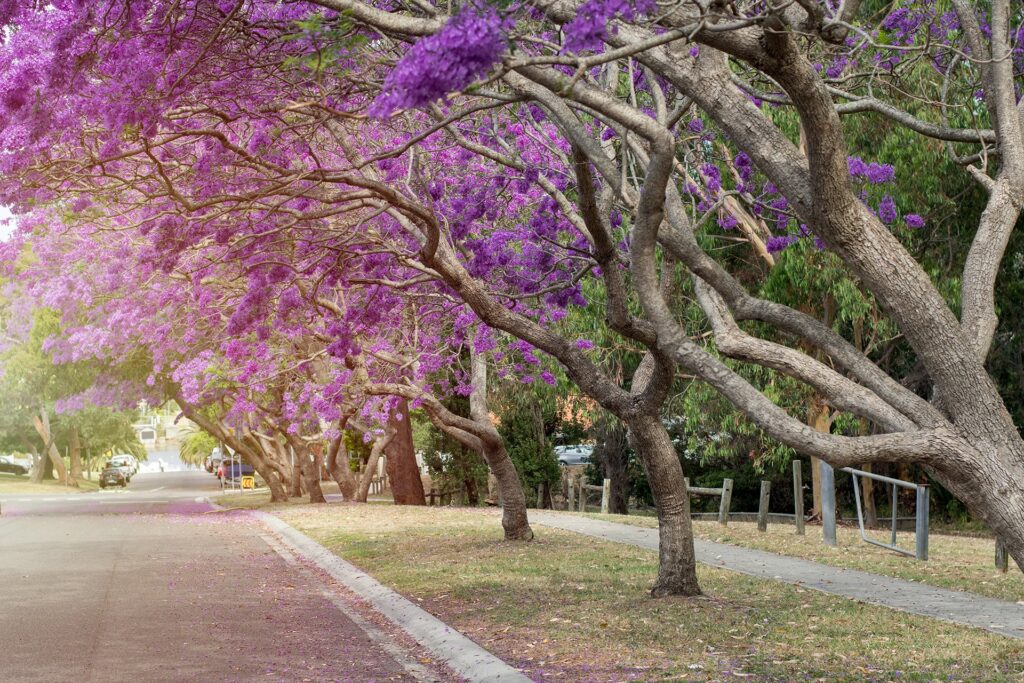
[252,511,532,683]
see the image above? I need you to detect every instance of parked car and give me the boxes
[104,459,133,483]
[218,459,255,484]
[0,455,28,476]
[109,454,138,476]
[99,465,127,488]
[555,444,593,467]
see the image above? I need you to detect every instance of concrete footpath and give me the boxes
[531,511,1024,640]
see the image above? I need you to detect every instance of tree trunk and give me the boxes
[481,437,534,539]
[626,412,701,597]
[326,432,358,500]
[357,427,395,502]
[862,463,878,528]
[287,437,325,504]
[485,472,500,505]
[68,426,83,487]
[463,471,479,506]
[807,396,830,518]
[467,352,532,538]
[174,398,288,502]
[238,436,289,503]
[384,399,426,505]
[27,442,47,482]
[32,407,67,484]
[290,451,304,498]
[594,419,630,514]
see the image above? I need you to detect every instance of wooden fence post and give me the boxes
[997,538,1009,573]
[757,480,771,532]
[793,460,805,535]
[718,479,733,526]
[601,478,611,514]
[578,481,587,512]
[567,476,575,512]
[536,482,543,509]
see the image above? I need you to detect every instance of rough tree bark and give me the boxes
[177,398,289,502]
[27,442,48,483]
[286,435,326,504]
[384,399,426,505]
[626,410,701,596]
[592,418,630,515]
[32,405,67,485]
[807,397,830,518]
[356,424,396,502]
[326,430,359,500]
[68,426,83,487]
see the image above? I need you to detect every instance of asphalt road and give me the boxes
[0,470,441,682]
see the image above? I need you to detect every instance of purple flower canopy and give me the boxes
[370,6,507,117]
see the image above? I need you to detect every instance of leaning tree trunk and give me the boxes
[626,412,701,597]
[244,435,289,503]
[467,351,533,539]
[326,432,359,500]
[27,442,47,482]
[481,437,534,539]
[385,399,426,505]
[356,426,395,502]
[238,436,289,503]
[32,406,67,485]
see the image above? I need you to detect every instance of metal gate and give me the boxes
[820,462,929,561]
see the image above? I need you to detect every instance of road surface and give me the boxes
[0,470,448,682]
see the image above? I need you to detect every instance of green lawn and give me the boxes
[0,473,100,494]
[272,503,1024,682]
[583,512,1024,602]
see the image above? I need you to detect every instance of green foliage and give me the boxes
[495,387,561,498]
[179,426,218,467]
[416,402,488,504]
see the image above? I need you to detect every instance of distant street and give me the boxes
[0,469,437,682]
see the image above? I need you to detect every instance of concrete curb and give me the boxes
[252,511,532,683]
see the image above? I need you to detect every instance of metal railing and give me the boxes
[820,461,928,561]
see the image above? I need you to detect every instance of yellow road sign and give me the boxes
[241,476,255,490]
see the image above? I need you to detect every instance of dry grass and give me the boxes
[274,504,1024,682]
[584,513,1024,603]
[0,474,100,495]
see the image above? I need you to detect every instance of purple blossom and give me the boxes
[878,194,897,224]
[701,163,721,193]
[564,0,656,53]
[687,118,703,133]
[765,235,800,254]
[866,162,896,184]
[370,6,507,117]
[905,213,925,229]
